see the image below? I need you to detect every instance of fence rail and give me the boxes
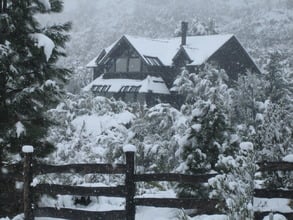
[34,207,126,220]
[34,163,126,175]
[134,173,217,184]
[34,184,126,197]
[254,188,293,199]
[19,146,293,220]
[254,211,293,220]
[254,161,293,220]
[257,161,293,172]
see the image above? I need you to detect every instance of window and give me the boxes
[92,85,110,93]
[101,85,109,92]
[129,58,141,72]
[115,57,141,72]
[116,58,127,72]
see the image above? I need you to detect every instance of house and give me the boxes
[84,22,260,106]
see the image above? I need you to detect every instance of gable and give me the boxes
[207,36,261,75]
[172,47,192,67]
[100,36,148,68]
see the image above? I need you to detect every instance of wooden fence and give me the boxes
[17,147,293,220]
[21,147,222,220]
[253,161,293,220]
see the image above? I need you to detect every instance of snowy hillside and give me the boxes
[36,0,293,93]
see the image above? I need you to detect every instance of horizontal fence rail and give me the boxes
[134,173,217,184]
[34,184,126,197]
[254,189,293,199]
[34,207,126,220]
[254,161,293,220]
[254,211,293,220]
[257,161,293,172]
[34,163,127,175]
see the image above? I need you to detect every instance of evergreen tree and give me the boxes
[174,17,218,37]
[209,142,257,219]
[232,72,265,126]
[234,53,293,191]
[130,103,187,173]
[0,0,71,216]
[264,52,293,104]
[175,66,235,198]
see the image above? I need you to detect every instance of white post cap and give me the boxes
[22,145,34,153]
[123,144,136,152]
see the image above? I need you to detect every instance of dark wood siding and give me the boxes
[207,36,260,80]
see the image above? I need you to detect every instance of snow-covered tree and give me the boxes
[263,52,293,104]
[174,17,218,37]
[130,103,187,173]
[231,72,265,126]
[209,142,257,219]
[0,0,71,159]
[233,53,293,190]
[175,66,235,198]
[47,93,134,165]
[0,0,71,216]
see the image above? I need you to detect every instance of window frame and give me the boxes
[115,57,128,72]
[114,57,141,73]
[128,57,141,72]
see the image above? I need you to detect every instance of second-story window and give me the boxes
[115,57,141,72]
[116,58,128,72]
[129,58,141,72]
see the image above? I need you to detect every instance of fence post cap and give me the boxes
[123,144,136,152]
[22,145,34,153]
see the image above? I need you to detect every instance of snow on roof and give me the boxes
[86,39,119,68]
[88,34,234,67]
[83,75,170,95]
[183,34,233,65]
[86,55,100,68]
[124,35,181,66]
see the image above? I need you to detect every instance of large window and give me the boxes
[116,58,127,72]
[115,57,141,72]
[129,58,141,72]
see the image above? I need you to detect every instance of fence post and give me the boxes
[22,145,34,220]
[123,144,136,220]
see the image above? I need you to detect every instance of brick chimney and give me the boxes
[181,21,188,46]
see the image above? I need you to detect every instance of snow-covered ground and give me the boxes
[1,189,291,220]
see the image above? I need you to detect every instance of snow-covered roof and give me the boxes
[86,39,119,68]
[182,34,233,65]
[86,54,100,68]
[83,75,170,95]
[86,34,234,67]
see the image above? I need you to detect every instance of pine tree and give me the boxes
[0,0,71,216]
[264,52,293,104]
[130,103,187,173]
[209,142,257,219]
[175,66,235,198]
[234,52,293,191]
[173,17,218,37]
